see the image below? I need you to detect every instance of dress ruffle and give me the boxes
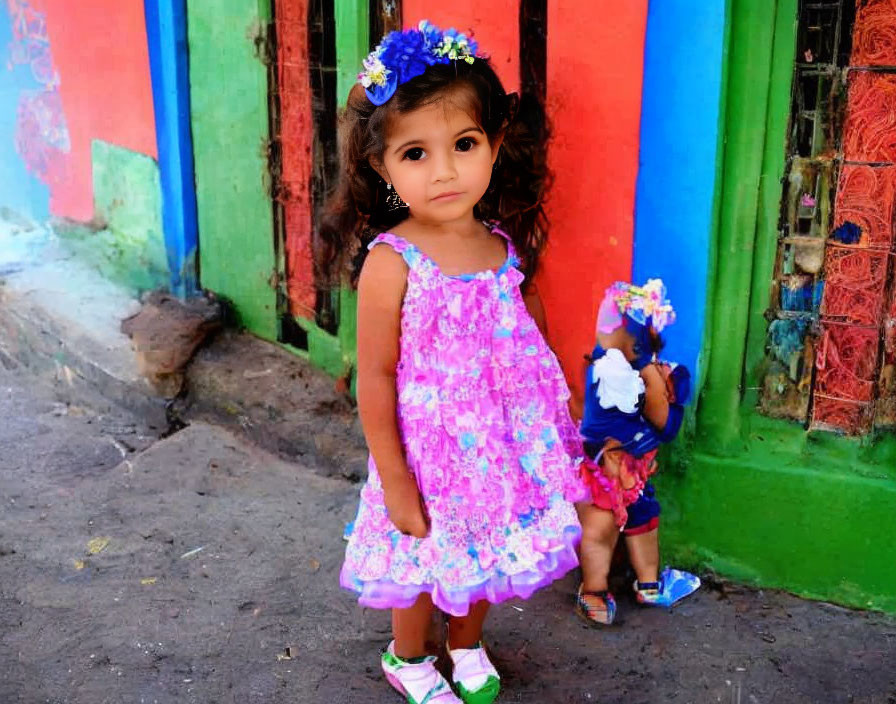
[341,524,581,616]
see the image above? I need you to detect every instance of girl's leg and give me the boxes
[447,600,490,649]
[576,501,620,593]
[625,528,660,585]
[393,592,434,659]
[448,601,500,703]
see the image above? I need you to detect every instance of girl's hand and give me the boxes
[383,471,430,538]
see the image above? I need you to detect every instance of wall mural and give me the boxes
[5,0,69,188]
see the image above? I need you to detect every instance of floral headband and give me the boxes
[358,20,479,105]
[596,279,676,334]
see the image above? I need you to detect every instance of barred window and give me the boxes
[760,0,896,433]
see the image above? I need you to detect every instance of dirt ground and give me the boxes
[1,360,895,704]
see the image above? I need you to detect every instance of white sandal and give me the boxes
[381,640,462,703]
[448,642,500,704]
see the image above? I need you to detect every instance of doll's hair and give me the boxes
[316,57,551,288]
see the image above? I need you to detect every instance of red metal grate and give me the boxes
[832,165,896,250]
[811,395,874,432]
[851,0,896,66]
[815,322,880,402]
[819,247,890,324]
[843,71,896,164]
[275,0,316,317]
[874,262,896,426]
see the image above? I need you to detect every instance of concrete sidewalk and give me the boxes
[1,365,894,704]
[0,216,367,481]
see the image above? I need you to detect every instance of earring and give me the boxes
[386,183,407,211]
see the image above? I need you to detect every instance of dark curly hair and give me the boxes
[316,57,551,289]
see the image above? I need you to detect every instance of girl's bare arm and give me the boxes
[356,246,427,537]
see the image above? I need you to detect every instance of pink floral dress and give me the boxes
[340,224,588,616]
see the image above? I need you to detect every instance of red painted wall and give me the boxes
[38,0,156,220]
[401,0,520,93]
[276,0,315,316]
[540,0,648,399]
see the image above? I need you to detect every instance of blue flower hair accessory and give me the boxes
[358,20,479,105]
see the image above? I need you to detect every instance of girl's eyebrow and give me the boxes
[392,126,484,155]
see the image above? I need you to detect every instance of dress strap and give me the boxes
[486,221,518,262]
[368,232,425,270]
[368,232,411,253]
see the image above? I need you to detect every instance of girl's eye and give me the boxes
[403,147,425,161]
[456,137,477,152]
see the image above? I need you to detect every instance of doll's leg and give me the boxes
[575,502,620,624]
[625,528,660,585]
[447,600,490,649]
[623,483,662,585]
[393,592,435,658]
[576,501,620,593]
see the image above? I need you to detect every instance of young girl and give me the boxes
[323,21,588,704]
[575,280,700,625]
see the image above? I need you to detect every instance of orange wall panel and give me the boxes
[540,0,648,399]
[40,0,156,220]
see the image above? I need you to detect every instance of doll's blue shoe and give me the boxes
[634,566,701,607]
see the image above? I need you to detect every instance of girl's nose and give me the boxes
[431,149,458,182]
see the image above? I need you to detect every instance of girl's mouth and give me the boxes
[431,191,462,202]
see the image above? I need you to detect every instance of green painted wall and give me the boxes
[291,1,367,379]
[665,0,896,613]
[336,0,369,104]
[332,3,368,381]
[330,2,366,382]
[696,0,797,452]
[187,0,277,340]
[658,420,896,612]
[54,140,168,295]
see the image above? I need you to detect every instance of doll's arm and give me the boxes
[640,363,670,430]
[641,363,690,442]
[356,246,428,538]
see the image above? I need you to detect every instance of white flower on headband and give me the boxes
[358,53,389,89]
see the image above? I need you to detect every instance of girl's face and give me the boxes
[375,87,502,224]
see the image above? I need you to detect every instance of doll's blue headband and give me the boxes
[357,20,480,106]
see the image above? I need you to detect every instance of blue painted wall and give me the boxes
[633,0,727,380]
[0,4,50,220]
[144,0,199,297]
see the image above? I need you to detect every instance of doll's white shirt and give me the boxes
[591,348,645,414]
